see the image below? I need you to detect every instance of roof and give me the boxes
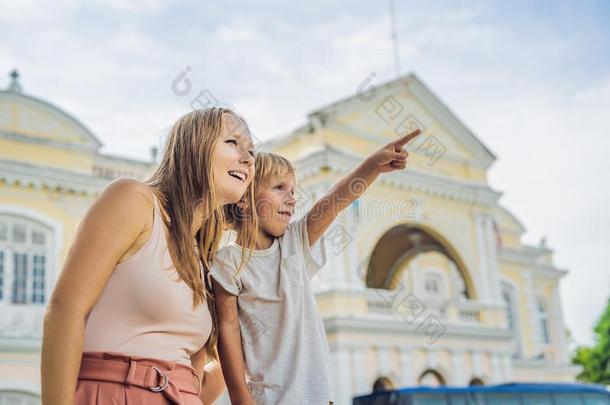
[0,89,102,150]
[266,72,497,169]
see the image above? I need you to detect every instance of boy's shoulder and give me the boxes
[214,242,242,264]
[279,216,307,250]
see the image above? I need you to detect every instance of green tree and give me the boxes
[573,297,610,384]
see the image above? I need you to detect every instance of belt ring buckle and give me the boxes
[148,367,169,392]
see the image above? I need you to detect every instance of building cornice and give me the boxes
[499,246,568,278]
[323,315,514,341]
[513,358,582,373]
[0,129,99,153]
[294,147,502,206]
[0,158,109,195]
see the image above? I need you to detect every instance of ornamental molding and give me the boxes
[0,159,109,195]
[292,147,501,206]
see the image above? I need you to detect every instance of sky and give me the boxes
[1,0,609,348]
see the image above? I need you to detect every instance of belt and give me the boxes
[78,353,201,404]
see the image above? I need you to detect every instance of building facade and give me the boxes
[0,71,579,404]
[0,71,154,404]
[264,73,580,404]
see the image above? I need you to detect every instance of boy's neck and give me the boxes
[255,228,274,250]
[235,228,275,250]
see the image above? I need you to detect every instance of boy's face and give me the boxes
[255,173,296,238]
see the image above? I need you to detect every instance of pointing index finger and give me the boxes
[394,129,421,149]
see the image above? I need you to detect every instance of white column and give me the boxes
[326,211,352,290]
[490,352,501,383]
[475,213,503,306]
[330,346,352,405]
[474,213,491,303]
[346,200,366,290]
[400,347,414,386]
[471,350,483,378]
[502,353,513,381]
[352,348,367,395]
[451,350,465,385]
[378,346,391,375]
[483,216,502,304]
[309,182,350,292]
[522,271,541,357]
[551,284,569,363]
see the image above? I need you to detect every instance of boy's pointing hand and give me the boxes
[367,129,421,173]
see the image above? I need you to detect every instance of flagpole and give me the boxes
[389,0,400,77]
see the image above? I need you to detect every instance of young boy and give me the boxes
[210,129,421,404]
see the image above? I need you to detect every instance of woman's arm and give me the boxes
[41,179,152,405]
[212,281,255,405]
[191,349,226,405]
[306,129,421,246]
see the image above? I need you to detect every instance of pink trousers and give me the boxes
[75,352,203,405]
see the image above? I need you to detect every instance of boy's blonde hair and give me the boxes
[224,152,295,271]
[253,151,295,194]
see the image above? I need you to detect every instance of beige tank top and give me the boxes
[83,192,212,365]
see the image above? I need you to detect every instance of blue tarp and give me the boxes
[354,382,610,402]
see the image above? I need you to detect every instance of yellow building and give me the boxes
[0,70,579,404]
[264,73,580,403]
[0,71,154,404]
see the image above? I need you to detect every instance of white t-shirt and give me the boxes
[210,217,333,405]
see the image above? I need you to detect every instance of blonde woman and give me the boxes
[41,108,258,405]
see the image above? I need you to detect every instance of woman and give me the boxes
[41,108,257,405]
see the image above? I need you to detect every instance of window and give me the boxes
[424,273,442,295]
[0,216,51,305]
[503,289,515,330]
[12,223,26,243]
[12,253,27,304]
[32,255,46,303]
[32,230,45,245]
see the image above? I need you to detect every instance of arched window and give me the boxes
[537,298,551,344]
[372,375,396,392]
[0,215,52,305]
[469,377,485,386]
[417,369,446,387]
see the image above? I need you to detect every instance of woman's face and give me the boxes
[212,114,255,205]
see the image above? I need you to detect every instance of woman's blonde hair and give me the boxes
[147,107,257,359]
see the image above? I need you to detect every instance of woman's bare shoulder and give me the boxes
[99,179,155,210]
[86,179,156,233]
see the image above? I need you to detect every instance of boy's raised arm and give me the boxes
[306,129,421,246]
